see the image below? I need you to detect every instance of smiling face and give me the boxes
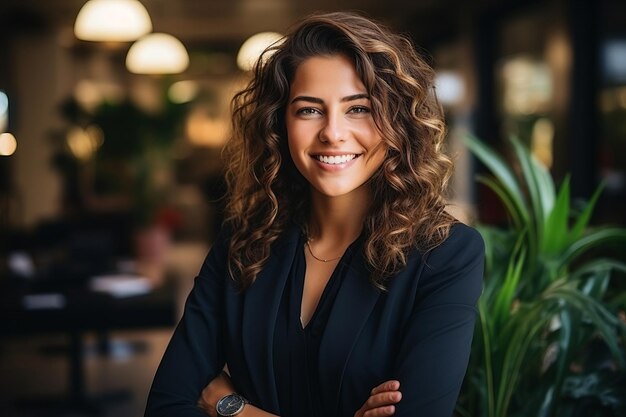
[285,54,386,202]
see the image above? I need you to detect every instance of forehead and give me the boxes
[288,54,367,98]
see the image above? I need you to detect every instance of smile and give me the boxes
[312,154,359,165]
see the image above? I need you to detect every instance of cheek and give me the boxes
[354,120,384,147]
[286,133,309,177]
[286,134,300,161]
[368,150,386,175]
[362,129,386,160]
[362,141,387,178]
[286,123,311,156]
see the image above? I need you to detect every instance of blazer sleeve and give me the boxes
[144,232,228,417]
[392,224,484,417]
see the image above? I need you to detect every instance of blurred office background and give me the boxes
[0,0,625,416]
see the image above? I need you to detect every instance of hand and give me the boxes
[354,380,402,417]
[198,371,235,417]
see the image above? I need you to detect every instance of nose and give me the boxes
[318,111,346,144]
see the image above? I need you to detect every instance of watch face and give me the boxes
[216,394,245,416]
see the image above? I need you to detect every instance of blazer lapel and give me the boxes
[241,226,300,413]
[318,249,381,415]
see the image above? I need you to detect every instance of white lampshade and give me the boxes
[237,32,283,71]
[0,132,17,156]
[74,0,152,42]
[126,33,189,74]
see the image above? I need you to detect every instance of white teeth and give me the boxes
[315,154,357,165]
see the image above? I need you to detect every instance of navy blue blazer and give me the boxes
[145,223,484,417]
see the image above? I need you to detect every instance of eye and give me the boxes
[296,107,321,116]
[348,106,371,114]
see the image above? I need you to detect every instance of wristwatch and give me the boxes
[216,393,249,416]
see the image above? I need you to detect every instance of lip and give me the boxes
[309,151,362,157]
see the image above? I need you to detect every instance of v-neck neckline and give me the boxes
[297,233,362,331]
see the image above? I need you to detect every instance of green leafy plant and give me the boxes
[53,93,187,229]
[457,135,626,417]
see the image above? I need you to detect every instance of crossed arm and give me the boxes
[197,371,402,417]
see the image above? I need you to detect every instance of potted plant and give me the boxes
[53,89,186,281]
[457,135,626,417]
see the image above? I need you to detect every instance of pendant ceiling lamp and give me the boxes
[237,32,283,71]
[0,133,17,156]
[126,33,189,74]
[74,0,152,42]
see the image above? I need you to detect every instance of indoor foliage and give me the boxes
[457,135,626,417]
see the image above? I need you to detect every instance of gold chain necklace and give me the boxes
[305,240,342,263]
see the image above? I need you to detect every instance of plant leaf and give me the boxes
[560,228,626,267]
[543,176,570,255]
[543,284,626,367]
[479,300,496,417]
[493,244,526,329]
[569,182,605,243]
[464,134,528,225]
[571,259,626,281]
[497,302,554,416]
[510,136,551,225]
[477,175,524,231]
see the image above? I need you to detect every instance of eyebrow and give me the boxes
[290,93,370,105]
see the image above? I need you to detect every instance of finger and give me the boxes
[370,380,400,395]
[370,380,399,396]
[365,391,402,409]
[363,405,395,417]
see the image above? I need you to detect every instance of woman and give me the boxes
[145,11,484,417]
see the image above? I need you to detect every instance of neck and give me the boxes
[307,187,371,245]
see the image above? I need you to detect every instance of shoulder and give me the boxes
[381,223,484,312]
[424,222,485,271]
[208,226,232,256]
[409,222,484,306]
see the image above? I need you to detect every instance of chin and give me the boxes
[310,182,368,199]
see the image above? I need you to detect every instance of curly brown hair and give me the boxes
[224,11,456,290]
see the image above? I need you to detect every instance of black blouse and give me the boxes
[273,233,360,417]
